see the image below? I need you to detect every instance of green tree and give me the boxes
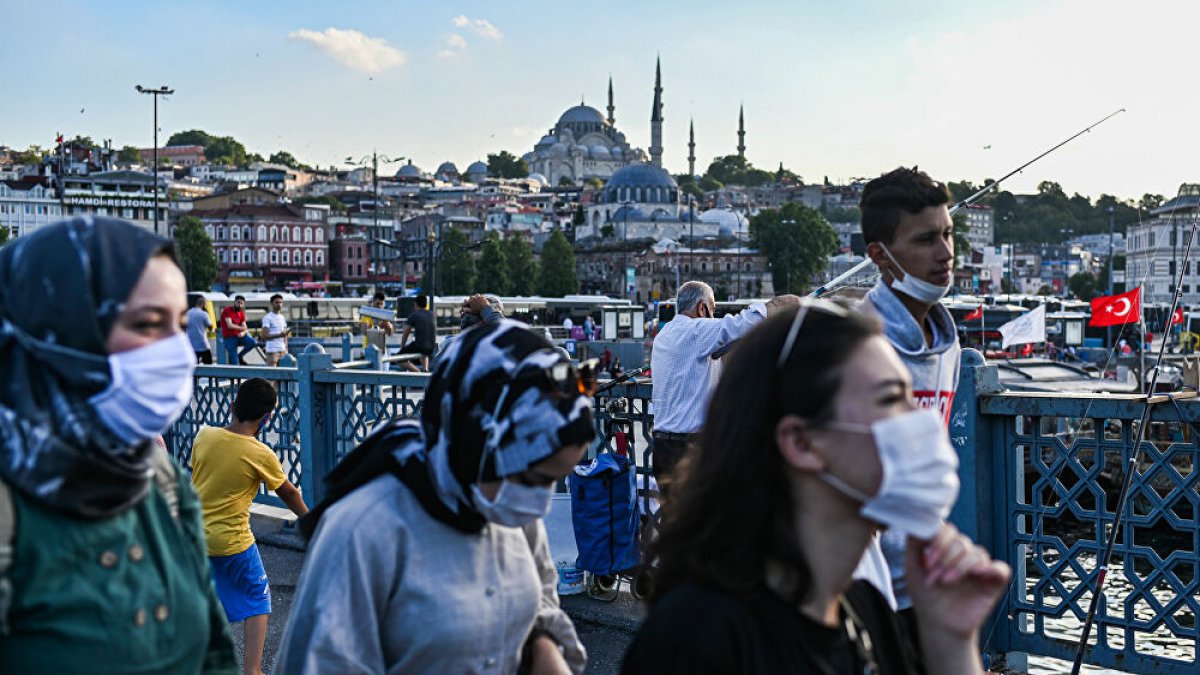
[294,195,348,214]
[952,213,972,268]
[269,150,309,170]
[474,231,510,295]
[15,145,45,165]
[558,176,575,186]
[537,229,579,297]
[0,226,11,246]
[502,233,538,296]
[749,202,838,294]
[117,145,142,165]
[173,216,218,291]
[1067,271,1099,301]
[486,151,529,179]
[704,155,774,187]
[436,227,475,295]
[674,174,704,200]
[167,130,249,166]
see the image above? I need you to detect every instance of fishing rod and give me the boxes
[810,108,1127,298]
[1069,187,1198,674]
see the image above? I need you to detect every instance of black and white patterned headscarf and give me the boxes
[305,319,594,535]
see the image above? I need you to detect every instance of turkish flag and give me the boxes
[1089,288,1141,327]
[964,305,983,321]
[1174,308,1185,325]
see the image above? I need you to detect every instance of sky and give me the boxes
[1,0,1196,202]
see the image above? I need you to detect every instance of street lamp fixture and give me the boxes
[135,84,173,236]
[346,152,404,285]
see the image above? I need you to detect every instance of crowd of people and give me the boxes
[0,166,1011,675]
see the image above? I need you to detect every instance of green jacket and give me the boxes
[0,456,237,674]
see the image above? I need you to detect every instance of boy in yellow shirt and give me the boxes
[191,378,308,675]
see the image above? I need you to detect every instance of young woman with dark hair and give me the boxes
[622,301,1009,674]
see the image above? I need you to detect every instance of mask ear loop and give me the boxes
[776,304,811,369]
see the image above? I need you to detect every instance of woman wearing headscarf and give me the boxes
[0,217,236,673]
[277,319,594,675]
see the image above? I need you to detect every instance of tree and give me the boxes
[1068,271,1099,301]
[436,227,475,295]
[502,233,538,296]
[15,145,44,165]
[294,195,348,214]
[173,216,218,291]
[167,129,249,166]
[269,151,309,170]
[486,150,529,179]
[537,229,579,297]
[704,155,774,187]
[117,145,142,165]
[1140,193,1165,212]
[558,176,575,186]
[0,226,10,247]
[952,213,972,268]
[749,202,838,294]
[474,231,510,295]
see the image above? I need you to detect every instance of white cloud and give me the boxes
[446,33,467,50]
[288,27,406,73]
[436,49,458,60]
[451,15,503,41]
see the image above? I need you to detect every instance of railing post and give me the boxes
[297,344,335,505]
[342,332,353,362]
[365,344,382,371]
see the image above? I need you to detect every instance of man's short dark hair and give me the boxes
[859,167,951,245]
[233,378,277,422]
[193,295,207,307]
[416,294,428,310]
[234,294,246,302]
[270,293,283,302]
[373,291,386,302]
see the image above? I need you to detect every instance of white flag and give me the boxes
[999,304,1046,348]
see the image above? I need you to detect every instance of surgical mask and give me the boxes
[880,244,950,305]
[89,332,196,446]
[471,480,555,527]
[817,408,959,540]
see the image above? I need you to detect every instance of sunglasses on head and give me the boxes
[548,358,600,398]
[775,299,851,369]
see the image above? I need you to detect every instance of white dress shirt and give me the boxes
[650,303,767,434]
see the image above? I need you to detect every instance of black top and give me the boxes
[621,580,924,675]
[406,309,436,351]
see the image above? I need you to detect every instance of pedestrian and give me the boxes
[649,280,799,500]
[858,166,962,621]
[621,302,1010,674]
[584,314,595,341]
[0,217,236,672]
[276,320,593,674]
[260,293,289,367]
[600,346,613,371]
[397,294,436,372]
[188,294,215,364]
[1120,338,1132,355]
[432,293,505,369]
[220,295,258,365]
[191,377,308,675]
[562,314,574,333]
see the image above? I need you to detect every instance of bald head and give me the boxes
[676,281,714,317]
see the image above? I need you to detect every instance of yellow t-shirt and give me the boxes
[190,426,287,557]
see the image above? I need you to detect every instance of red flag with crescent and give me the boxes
[1089,288,1141,327]
[964,305,983,321]
[1173,307,1185,325]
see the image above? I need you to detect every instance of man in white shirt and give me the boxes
[649,281,798,498]
[260,294,289,367]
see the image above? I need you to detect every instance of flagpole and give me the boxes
[1140,286,1146,393]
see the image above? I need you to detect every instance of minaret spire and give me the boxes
[737,104,746,158]
[649,56,664,168]
[688,117,696,177]
[607,75,616,126]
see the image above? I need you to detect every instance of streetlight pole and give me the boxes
[622,199,633,299]
[1106,206,1116,349]
[728,207,745,300]
[688,195,695,284]
[135,85,173,236]
[781,218,796,294]
[346,152,404,286]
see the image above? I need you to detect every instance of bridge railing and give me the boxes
[165,345,1199,672]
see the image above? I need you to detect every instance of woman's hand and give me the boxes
[906,523,1010,639]
[528,634,571,675]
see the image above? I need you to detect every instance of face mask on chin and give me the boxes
[471,479,555,527]
[815,408,959,541]
[879,244,951,306]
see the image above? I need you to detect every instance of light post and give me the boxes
[346,152,404,282]
[621,199,633,298]
[781,218,796,294]
[687,194,695,282]
[135,85,173,236]
[425,227,437,298]
[728,207,746,300]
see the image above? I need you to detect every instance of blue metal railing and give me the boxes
[166,345,1199,672]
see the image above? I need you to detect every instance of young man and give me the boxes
[186,295,214,364]
[858,166,961,622]
[219,295,258,365]
[397,294,436,372]
[191,378,308,675]
[260,294,289,367]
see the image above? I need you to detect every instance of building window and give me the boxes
[271,226,278,241]
[217,226,225,240]
[257,225,266,240]
[231,226,240,240]
[219,249,227,263]
[243,248,252,263]
[122,208,134,219]
[258,249,267,264]
[316,250,324,265]
[294,248,301,264]
[281,228,288,242]
[293,226,301,242]
[271,249,278,264]
[304,250,312,265]
[281,250,289,265]
[242,226,251,240]
[231,249,240,264]
[315,228,323,242]
[357,264,363,276]
[702,262,708,272]
[304,228,312,243]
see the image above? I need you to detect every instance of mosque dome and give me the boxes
[590,145,611,159]
[557,105,606,126]
[610,205,648,221]
[535,134,556,150]
[437,161,459,175]
[395,162,422,179]
[467,160,488,175]
[698,208,747,233]
[528,173,549,186]
[549,142,569,158]
[601,163,680,205]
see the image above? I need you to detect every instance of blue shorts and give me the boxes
[209,543,272,622]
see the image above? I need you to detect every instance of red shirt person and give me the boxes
[219,295,258,364]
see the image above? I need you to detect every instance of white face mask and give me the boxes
[89,333,196,445]
[879,244,951,305]
[817,408,959,540]
[471,479,555,527]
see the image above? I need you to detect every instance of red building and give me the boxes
[178,203,329,290]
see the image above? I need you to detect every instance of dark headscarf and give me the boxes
[303,319,595,536]
[0,216,177,519]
